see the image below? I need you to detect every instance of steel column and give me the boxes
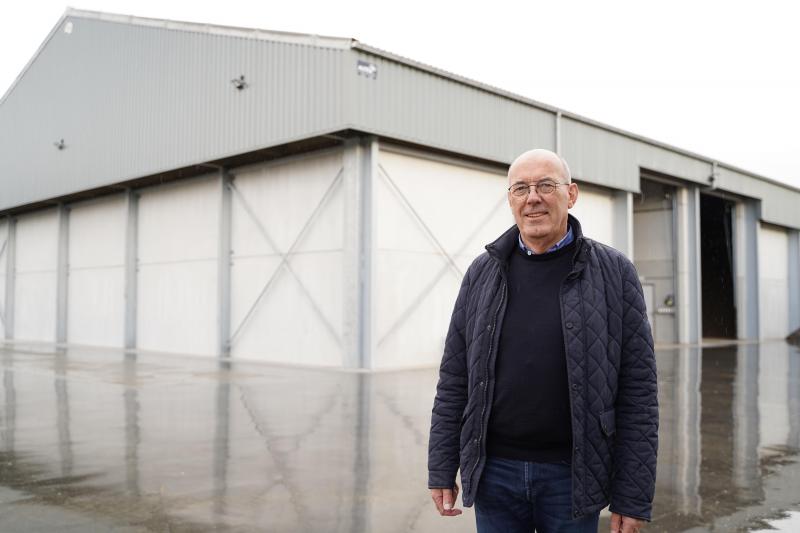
[358,138,378,369]
[218,171,232,357]
[343,137,378,369]
[734,200,760,340]
[612,190,633,258]
[676,186,702,344]
[56,204,69,343]
[124,189,138,350]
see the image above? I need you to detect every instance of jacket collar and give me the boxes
[486,214,588,274]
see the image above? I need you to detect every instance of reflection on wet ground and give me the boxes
[0,342,799,532]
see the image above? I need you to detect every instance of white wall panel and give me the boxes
[231,152,344,256]
[137,176,219,355]
[375,149,510,368]
[230,151,345,365]
[68,196,126,346]
[759,224,789,339]
[14,209,58,341]
[0,219,7,338]
[378,151,510,254]
[570,185,614,247]
[375,252,462,368]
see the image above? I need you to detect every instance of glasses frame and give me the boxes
[507,180,569,198]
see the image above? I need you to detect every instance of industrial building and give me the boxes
[1,8,799,369]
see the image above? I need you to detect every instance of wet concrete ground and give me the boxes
[0,342,799,532]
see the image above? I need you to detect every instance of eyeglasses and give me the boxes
[507,180,568,198]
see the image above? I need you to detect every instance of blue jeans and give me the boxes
[475,456,600,533]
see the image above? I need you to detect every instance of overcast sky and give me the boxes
[2,1,799,189]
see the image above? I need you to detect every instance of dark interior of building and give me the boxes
[700,194,737,338]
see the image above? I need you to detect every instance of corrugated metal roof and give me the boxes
[1,8,799,228]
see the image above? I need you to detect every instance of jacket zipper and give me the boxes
[468,278,507,485]
[560,268,581,516]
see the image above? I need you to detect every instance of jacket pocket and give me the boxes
[600,409,616,437]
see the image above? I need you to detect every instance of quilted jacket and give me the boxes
[428,214,658,521]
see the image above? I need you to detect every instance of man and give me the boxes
[428,149,658,533]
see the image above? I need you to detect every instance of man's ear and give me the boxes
[568,183,579,207]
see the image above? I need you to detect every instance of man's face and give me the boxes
[507,154,578,250]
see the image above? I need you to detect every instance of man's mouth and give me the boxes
[524,212,547,219]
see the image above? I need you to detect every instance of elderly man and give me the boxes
[428,149,658,533]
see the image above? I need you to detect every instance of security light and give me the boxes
[231,75,248,90]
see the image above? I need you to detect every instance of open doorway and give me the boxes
[700,194,737,338]
[633,178,678,344]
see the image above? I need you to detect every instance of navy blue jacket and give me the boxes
[428,215,658,521]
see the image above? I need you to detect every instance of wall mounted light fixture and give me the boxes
[230,75,248,90]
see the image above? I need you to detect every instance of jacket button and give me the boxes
[572,383,579,390]
[565,322,574,329]
[486,325,491,332]
[478,380,484,388]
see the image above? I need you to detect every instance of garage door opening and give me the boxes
[700,194,737,338]
[633,178,677,344]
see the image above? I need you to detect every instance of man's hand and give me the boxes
[430,484,463,516]
[610,512,645,533]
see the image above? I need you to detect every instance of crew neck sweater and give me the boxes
[486,237,576,463]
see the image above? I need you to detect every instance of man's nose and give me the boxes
[525,187,542,202]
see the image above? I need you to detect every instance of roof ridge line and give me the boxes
[64,8,355,48]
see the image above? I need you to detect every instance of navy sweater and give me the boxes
[486,239,576,463]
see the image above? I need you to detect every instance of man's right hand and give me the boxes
[430,484,463,516]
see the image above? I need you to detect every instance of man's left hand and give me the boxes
[610,512,645,533]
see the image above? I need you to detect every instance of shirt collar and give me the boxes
[518,224,574,256]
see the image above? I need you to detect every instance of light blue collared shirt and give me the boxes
[518,224,574,256]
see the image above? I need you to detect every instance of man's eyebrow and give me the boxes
[510,177,557,184]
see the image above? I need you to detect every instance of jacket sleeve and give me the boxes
[609,256,659,521]
[427,266,473,489]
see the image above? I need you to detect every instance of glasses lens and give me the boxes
[511,184,529,197]
[537,183,556,195]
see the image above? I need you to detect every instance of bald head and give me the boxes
[506,148,578,254]
[508,149,571,184]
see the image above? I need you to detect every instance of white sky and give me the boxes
[2,0,799,188]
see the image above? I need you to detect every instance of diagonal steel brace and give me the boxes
[228,168,344,348]
[378,164,463,279]
[377,194,507,347]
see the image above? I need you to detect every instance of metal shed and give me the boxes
[1,9,799,368]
